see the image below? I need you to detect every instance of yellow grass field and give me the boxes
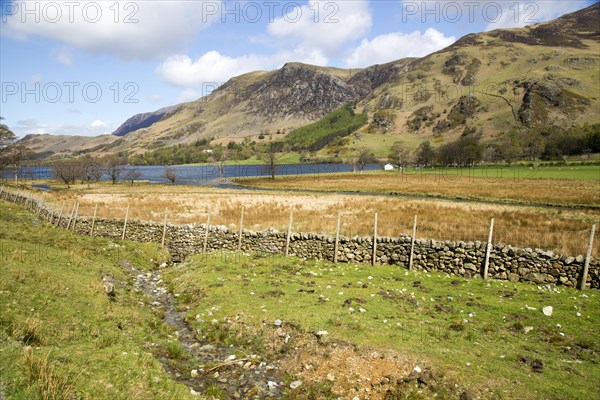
[21,181,600,257]
[239,172,600,207]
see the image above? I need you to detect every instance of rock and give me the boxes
[508,273,520,282]
[315,330,328,338]
[524,272,546,284]
[463,263,477,271]
[103,281,115,298]
[274,319,282,327]
[191,369,199,378]
[326,373,335,382]
[289,380,302,389]
[267,381,278,390]
[542,306,553,316]
[564,256,575,265]
[413,366,422,373]
[523,326,534,334]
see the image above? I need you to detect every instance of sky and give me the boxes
[0,0,595,137]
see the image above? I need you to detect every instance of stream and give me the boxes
[121,261,285,399]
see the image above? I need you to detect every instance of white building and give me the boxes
[384,163,394,171]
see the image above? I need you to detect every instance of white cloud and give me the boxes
[398,0,589,31]
[2,1,217,60]
[157,48,329,90]
[345,28,456,68]
[54,47,73,65]
[484,0,589,30]
[268,0,372,56]
[177,89,200,103]
[91,120,107,128]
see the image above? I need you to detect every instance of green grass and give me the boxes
[0,200,198,399]
[166,252,600,400]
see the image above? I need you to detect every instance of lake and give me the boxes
[3,163,384,186]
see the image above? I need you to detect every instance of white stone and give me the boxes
[290,380,302,389]
[542,306,553,316]
[413,366,422,373]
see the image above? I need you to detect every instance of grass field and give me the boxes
[166,252,600,399]
[0,200,197,399]
[238,166,600,207]
[1,187,600,399]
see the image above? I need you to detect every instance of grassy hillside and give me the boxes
[165,252,600,399]
[0,200,196,399]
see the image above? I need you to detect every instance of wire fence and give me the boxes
[1,185,598,258]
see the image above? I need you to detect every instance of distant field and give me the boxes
[238,166,600,208]
[166,252,600,400]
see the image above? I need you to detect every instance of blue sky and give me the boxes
[0,0,594,137]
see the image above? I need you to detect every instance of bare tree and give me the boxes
[211,148,228,181]
[353,147,376,173]
[53,160,78,188]
[123,166,142,186]
[388,141,411,173]
[164,167,177,184]
[260,142,281,180]
[104,155,126,184]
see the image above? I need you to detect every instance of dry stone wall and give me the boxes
[3,189,598,289]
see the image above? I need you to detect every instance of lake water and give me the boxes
[4,163,384,186]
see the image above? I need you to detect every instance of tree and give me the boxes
[260,142,281,180]
[353,147,376,173]
[123,166,142,186]
[4,144,33,184]
[211,148,228,181]
[0,118,17,176]
[104,155,126,184]
[388,141,411,173]
[164,167,177,184]
[53,160,79,188]
[415,141,435,167]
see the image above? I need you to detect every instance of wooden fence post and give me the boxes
[237,207,244,252]
[55,202,65,227]
[71,202,79,231]
[161,208,168,247]
[372,212,378,266]
[121,204,130,241]
[285,209,293,257]
[90,203,98,236]
[579,224,596,290]
[0,186,4,199]
[203,208,211,254]
[408,215,418,271]
[483,218,495,280]
[334,210,341,263]
[36,198,45,218]
[66,203,77,230]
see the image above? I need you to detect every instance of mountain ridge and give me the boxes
[17,2,600,160]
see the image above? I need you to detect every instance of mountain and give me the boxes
[112,105,179,137]
[19,3,600,159]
